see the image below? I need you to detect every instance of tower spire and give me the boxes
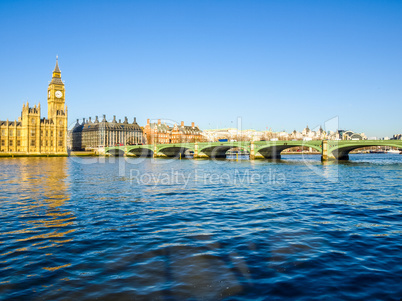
[50,56,63,85]
[53,55,61,73]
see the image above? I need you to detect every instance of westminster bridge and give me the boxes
[104,140,402,161]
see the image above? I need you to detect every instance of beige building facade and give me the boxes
[0,59,68,155]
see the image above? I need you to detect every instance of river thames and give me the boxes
[0,155,401,300]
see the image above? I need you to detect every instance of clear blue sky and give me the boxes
[0,0,401,137]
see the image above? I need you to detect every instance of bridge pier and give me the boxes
[320,140,338,161]
[194,142,198,158]
[153,144,157,158]
[321,140,349,161]
[321,140,328,161]
[250,141,255,160]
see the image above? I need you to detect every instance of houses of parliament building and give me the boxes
[0,58,68,155]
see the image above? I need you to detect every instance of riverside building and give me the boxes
[0,58,68,155]
[71,115,143,150]
[143,119,204,144]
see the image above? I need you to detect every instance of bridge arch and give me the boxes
[127,147,154,158]
[198,144,250,159]
[254,142,322,159]
[105,148,125,156]
[328,141,402,160]
[157,145,194,158]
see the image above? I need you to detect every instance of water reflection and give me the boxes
[15,157,71,217]
[0,158,74,294]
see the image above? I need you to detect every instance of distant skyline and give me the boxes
[0,0,401,137]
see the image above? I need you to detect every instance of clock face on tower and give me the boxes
[55,91,63,98]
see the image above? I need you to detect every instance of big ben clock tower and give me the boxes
[47,56,68,154]
[47,56,66,118]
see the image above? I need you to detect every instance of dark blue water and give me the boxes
[0,155,401,300]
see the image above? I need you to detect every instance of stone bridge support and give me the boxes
[322,140,328,161]
[194,142,199,158]
[321,140,349,161]
[250,141,255,160]
[153,144,157,158]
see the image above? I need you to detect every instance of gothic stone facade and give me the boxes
[0,59,68,154]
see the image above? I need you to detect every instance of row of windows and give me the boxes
[34,130,63,137]
[1,130,64,137]
[1,130,21,136]
[1,140,63,147]
[0,149,23,152]
[34,140,63,147]
[1,140,21,146]
[39,130,63,137]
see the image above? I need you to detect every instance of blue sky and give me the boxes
[0,0,401,137]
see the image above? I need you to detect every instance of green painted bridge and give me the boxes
[104,140,402,161]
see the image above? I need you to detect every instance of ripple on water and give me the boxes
[0,156,401,299]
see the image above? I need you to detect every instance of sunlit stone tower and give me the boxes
[0,57,68,155]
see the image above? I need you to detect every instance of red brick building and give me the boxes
[143,119,204,144]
